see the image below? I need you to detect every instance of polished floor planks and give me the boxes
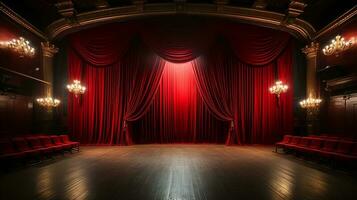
[0,145,356,200]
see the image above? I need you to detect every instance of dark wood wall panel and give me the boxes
[323,95,357,139]
[0,95,33,136]
[0,12,46,137]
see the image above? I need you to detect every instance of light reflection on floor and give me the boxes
[0,145,356,200]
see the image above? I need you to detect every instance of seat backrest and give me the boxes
[335,141,353,154]
[290,136,301,145]
[60,135,71,143]
[0,140,17,154]
[50,136,62,145]
[39,136,54,147]
[321,140,338,152]
[308,138,323,149]
[26,137,43,149]
[12,137,31,151]
[299,138,310,147]
[282,135,292,143]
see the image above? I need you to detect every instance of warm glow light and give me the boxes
[269,80,288,97]
[322,35,354,56]
[67,80,86,97]
[0,37,35,57]
[299,94,321,113]
[36,97,61,108]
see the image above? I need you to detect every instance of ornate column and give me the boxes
[41,42,58,96]
[302,42,319,97]
[302,42,319,134]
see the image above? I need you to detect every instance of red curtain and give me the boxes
[68,42,165,145]
[131,62,228,143]
[67,18,294,145]
[222,23,291,65]
[193,41,293,144]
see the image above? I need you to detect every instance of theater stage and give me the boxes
[1,145,356,200]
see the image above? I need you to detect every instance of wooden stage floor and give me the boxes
[1,145,356,200]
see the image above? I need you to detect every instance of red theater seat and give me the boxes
[26,137,54,155]
[39,136,63,152]
[50,136,72,151]
[0,140,25,161]
[283,136,301,150]
[12,137,41,157]
[295,138,310,152]
[59,135,80,151]
[275,135,292,151]
[316,140,339,157]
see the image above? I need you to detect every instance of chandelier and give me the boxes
[36,97,61,108]
[299,95,322,113]
[269,80,288,97]
[67,80,86,97]
[0,37,35,57]
[322,35,354,56]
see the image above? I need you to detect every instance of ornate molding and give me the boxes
[282,0,306,25]
[46,3,316,41]
[0,2,47,40]
[41,42,58,58]
[55,0,76,19]
[314,5,357,40]
[302,42,319,58]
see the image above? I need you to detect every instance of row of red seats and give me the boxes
[276,135,357,162]
[0,135,79,163]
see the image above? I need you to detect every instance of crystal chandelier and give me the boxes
[0,37,35,57]
[322,35,354,56]
[269,80,288,97]
[67,80,86,97]
[36,97,61,108]
[299,95,322,113]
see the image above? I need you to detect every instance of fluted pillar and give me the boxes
[302,42,319,97]
[302,42,320,134]
[41,42,58,96]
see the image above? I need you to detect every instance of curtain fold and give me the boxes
[131,61,228,144]
[222,23,291,66]
[67,19,294,145]
[70,24,135,66]
[193,40,293,145]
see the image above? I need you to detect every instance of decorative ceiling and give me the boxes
[1,0,356,39]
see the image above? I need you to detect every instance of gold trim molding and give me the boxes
[314,5,357,40]
[0,2,47,40]
[46,3,316,41]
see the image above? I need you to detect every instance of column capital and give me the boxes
[41,42,58,58]
[302,42,319,58]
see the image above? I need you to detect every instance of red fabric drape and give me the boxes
[222,23,291,66]
[140,17,216,63]
[70,25,135,66]
[131,62,228,143]
[68,48,126,144]
[193,41,293,144]
[67,19,294,145]
[68,42,165,145]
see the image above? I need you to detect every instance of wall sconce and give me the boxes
[67,80,86,97]
[322,35,354,56]
[0,37,35,57]
[269,80,288,98]
[299,94,322,114]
